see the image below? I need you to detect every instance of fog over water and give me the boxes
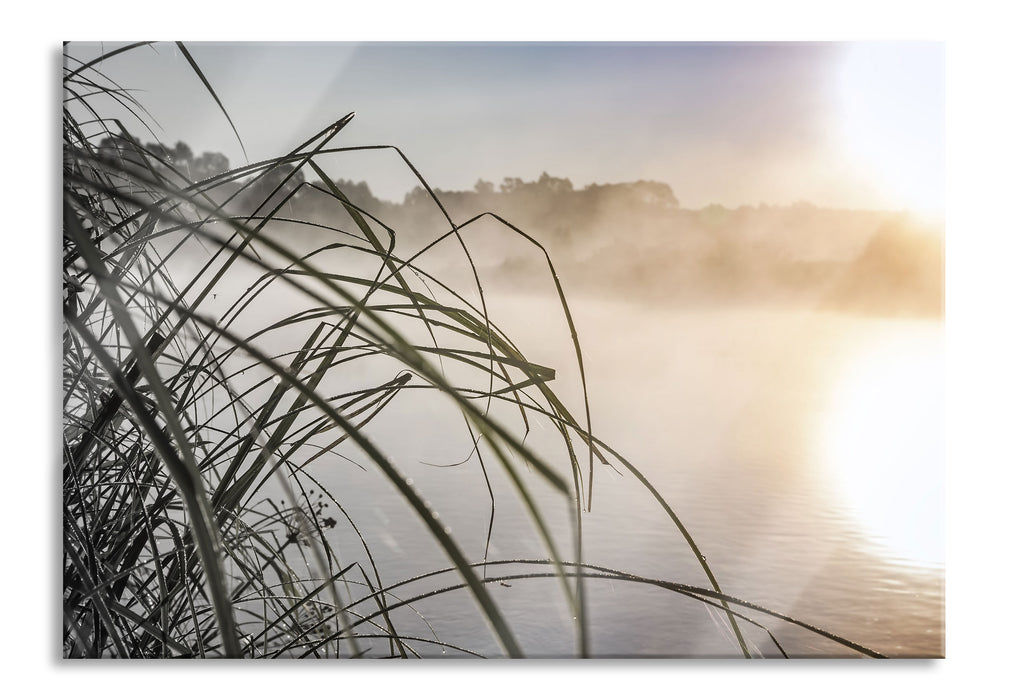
[165,181,943,657]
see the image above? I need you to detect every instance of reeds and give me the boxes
[62,42,879,658]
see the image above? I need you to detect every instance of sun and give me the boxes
[836,43,945,218]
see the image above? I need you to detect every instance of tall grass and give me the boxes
[62,42,881,658]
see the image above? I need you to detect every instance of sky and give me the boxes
[64,41,944,214]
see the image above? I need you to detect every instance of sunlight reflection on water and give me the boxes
[331,297,945,657]
[229,281,944,657]
[818,322,944,567]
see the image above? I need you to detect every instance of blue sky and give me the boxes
[65,41,943,212]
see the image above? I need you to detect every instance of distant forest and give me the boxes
[300,173,943,318]
[107,137,944,317]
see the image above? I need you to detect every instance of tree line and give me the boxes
[100,137,942,317]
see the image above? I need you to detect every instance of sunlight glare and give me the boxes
[836,43,944,217]
[820,327,944,566]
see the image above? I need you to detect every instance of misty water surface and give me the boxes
[157,179,945,658]
[193,254,942,657]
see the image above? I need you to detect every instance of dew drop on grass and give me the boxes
[405,477,414,486]
[273,376,281,384]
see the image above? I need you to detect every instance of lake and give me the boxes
[233,284,943,658]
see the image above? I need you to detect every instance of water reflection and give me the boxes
[818,323,944,567]
[473,297,945,656]
[218,276,945,656]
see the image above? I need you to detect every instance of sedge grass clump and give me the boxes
[62,41,879,658]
